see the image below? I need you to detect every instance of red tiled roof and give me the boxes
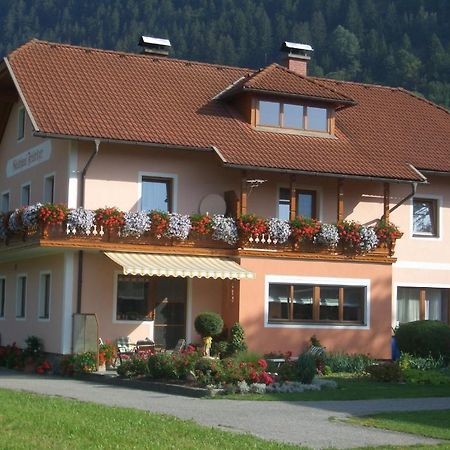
[5,39,450,181]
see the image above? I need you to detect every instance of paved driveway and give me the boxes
[1,370,449,449]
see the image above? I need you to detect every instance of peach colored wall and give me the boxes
[0,253,66,353]
[0,102,69,208]
[238,257,393,359]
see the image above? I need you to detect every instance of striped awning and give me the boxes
[104,252,255,280]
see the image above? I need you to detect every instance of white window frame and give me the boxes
[276,183,323,221]
[43,173,55,203]
[38,271,51,321]
[265,275,370,329]
[411,194,443,241]
[138,171,178,212]
[0,276,6,319]
[20,182,31,206]
[17,105,25,142]
[15,274,27,320]
[1,191,10,213]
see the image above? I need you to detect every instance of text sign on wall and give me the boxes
[6,140,52,178]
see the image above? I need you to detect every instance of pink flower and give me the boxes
[258,359,268,369]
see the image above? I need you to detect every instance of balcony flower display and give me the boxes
[314,223,339,249]
[374,220,402,245]
[211,214,238,245]
[67,208,95,233]
[22,203,42,229]
[236,213,267,239]
[359,226,379,252]
[148,210,169,238]
[8,209,24,232]
[95,207,124,231]
[267,217,290,244]
[122,211,151,237]
[190,214,213,236]
[337,220,362,249]
[290,216,321,243]
[165,213,191,240]
[38,203,68,225]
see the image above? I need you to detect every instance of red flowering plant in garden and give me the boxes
[289,216,321,243]
[236,213,267,239]
[35,360,52,374]
[38,204,68,225]
[190,214,213,236]
[94,207,125,231]
[337,220,362,249]
[148,210,169,238]
[374,219,402,245]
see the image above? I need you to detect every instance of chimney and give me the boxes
[280,41,313,77]
[138,36,171,57]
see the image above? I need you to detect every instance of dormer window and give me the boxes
[256,100,331,134]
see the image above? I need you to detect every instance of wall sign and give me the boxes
[6,141,52,178]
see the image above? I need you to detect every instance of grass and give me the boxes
[223,375,450,401]
[0,388,305,449]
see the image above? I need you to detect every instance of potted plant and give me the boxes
[236,213,267,241]
[148,210,169,238]
[99,339,117,369]
[290,216,321,249]
[94,207,125,235]
[190,213,213,237]
[38,203,68,237]
[374,220,402,254]
[194,312,224,357]
[337,220,362,251]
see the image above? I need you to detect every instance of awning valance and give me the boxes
[104,252,255,280]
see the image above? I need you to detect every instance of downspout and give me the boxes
[76,139,101,314]
[387,182,418,217]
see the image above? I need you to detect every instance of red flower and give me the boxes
[258,358,268,369]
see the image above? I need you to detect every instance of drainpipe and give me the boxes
[76,139,101,314]
[387,182,417,217]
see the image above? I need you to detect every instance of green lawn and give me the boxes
[0,388,304,449]
[223,376,450,401]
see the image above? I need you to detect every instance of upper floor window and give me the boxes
[17,106,25,141]
[279,188,317,220]
[141,177,172,212]
[0,277,5,319]
[21,184,31,206]
[1,192,9,213]
[413,198,438,237]
[44,175,55,203]
[257,100,329,133]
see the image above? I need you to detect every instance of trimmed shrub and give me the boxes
[395,320,450,360]
[366,362,402,382]
[211,340,229,358]
[402,368,450,385]
[228,322,247,355]
[194,312,224,338]
[296,352,316,384]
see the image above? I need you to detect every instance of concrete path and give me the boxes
[1,370,449,449]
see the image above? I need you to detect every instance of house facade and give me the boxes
[0,39,448,359]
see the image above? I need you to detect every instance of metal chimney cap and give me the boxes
[281,41,313,52]
[139,36,171,47]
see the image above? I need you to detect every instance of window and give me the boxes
[16,275,26,319]
[279,188,317,220]
[141,177,172,212]
[268,282,366,325]
[413,198,438,237]
[397,287,449,324]
[0,278,5,318]
[17,106,25,141]
[38,273,51,320]
[44,175,55,203]
[21,184,31,206]
[1,192,9,213]
[257,100,329,133]
[116,275,152,321]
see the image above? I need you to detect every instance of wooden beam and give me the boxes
[240,171,247,216]
[289,175,297,221]
[313,286,320,321]
[419,288,426,320]
[383,182,390,222]
[337,179,344,222]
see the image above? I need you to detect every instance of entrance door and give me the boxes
[153,277,187,349]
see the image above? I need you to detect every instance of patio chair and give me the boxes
[116,336,136,364]
[165,338,186,354]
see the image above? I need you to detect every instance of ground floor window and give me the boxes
[268,281,366,325]
[16,275,26,319]
[0,277,5,318]
[397,287,449,324]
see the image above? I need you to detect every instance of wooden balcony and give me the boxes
[0,223,397,264]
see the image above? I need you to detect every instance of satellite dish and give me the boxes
[199,194,226,215]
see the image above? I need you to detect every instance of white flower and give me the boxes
[22,203,42,228]
[314,223,339,248]
[8,209,23,232]
[359,226,379,252]
[67,208,95,233]
[267,218,290,244]
[122,211,151,237]
[211,215,238,245]
[165,213,191,240]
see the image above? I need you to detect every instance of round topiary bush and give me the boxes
[194,312,224,338]
[396,320,450,360]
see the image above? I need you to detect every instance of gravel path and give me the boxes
[1,369,449,449]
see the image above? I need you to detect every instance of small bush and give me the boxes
[24,336,43,360]
[395,320,450,360]
[72,352,97,373]
[0,343,24,369]
[117,353,149,378]
[211,340,229,358]
[147,353,179,380]
[228,322,247,355]
[323,352,375,373]
[399,352,446,371]
[296,352,316,384]
[402,368,450,385]
[277,361,300,382]
[366,362,402,382]
[194,312,224,338]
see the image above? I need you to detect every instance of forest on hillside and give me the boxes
[1,0,449,107]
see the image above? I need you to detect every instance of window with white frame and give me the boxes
[1,192,9,213]
[0,278,5,318]
[17,106,25,141]
[21,184,31,206]
[268,281,366,325]
[43,175,55,203]
[16,275,26,319]
[141,176,173,212]
[413,198,438,237]
[38,273,51,320]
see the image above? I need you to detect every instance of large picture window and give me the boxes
[413,198,438,237]
[268,281,366,325]
[141,177,172,212]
